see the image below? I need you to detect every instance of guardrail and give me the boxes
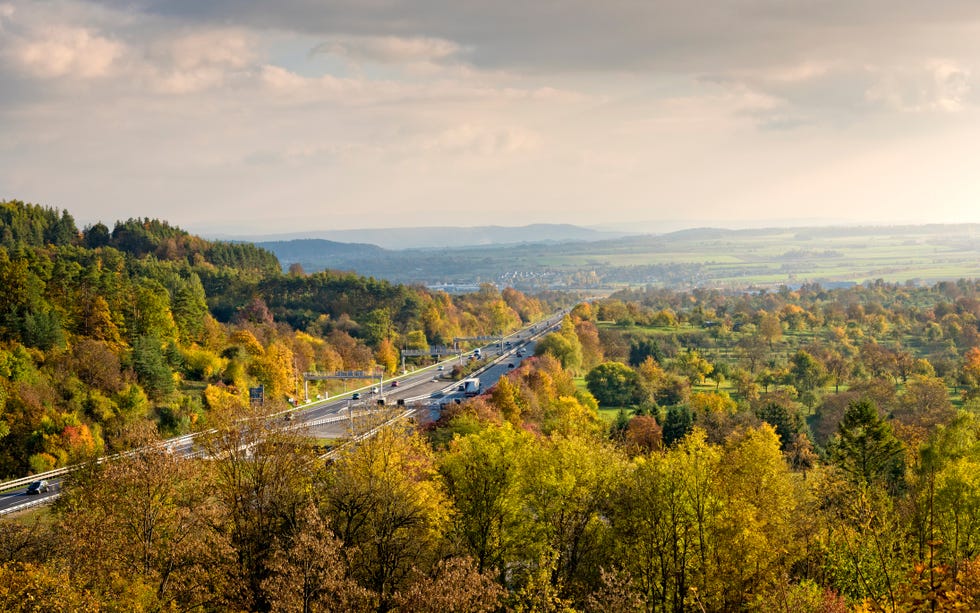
[0,492,62,517]
[0,467,73,494]
[0,314,563,508]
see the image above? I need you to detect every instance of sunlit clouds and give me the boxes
[1,0,979,233]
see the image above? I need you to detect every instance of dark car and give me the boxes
[352,392,361,400]
[26,480,49,495]
[391,380,400,387]
[508,363,515,368]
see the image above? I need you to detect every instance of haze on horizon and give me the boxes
[1,1,980,235]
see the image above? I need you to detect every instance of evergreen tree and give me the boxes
[662,404,693,447]
[132,335,175,401]
[829,399,903,487]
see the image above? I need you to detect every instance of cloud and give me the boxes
[139,29,255,93]
[2,0,980,232]
[423,123,540,156]
[865,61,971,113]
[312,35,462,65]
[11,25,122,78]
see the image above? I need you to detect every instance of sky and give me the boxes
[1,1,980,236]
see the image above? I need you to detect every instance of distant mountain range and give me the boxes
[254,222,980,291]
[241,223,628,250]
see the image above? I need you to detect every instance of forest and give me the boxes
[0,199,548,478]
[5,198,980,612]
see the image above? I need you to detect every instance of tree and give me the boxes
[962,346,980,399]
[57,428,233,610]
[893,375,955,431]
[829,400,904,488]
[662,405,694,447]
[171,274,209,342]
[759,314,783,350]
[757,401,802,451]
[132,335,175,400]
[585,362,642,407]
[535,317,584,372]
[439,423,531,577]
[624,415,663,454]
[126,281,178,341]
[324,427,450,610]
[0,562,103,611]
[790,350,827,394]
[84,221,111,248]
[376,338,399,375]
[202,418,316,610]
[575,320,604,370]
[391,557,505,613]
[262,503,374,612]
[672,350,713,386]
[519,436,626,599]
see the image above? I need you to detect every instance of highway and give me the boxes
[0,311,566,516]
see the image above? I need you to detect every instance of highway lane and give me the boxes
[0,310,565,516]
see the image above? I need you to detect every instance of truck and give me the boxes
[461,378,481,397]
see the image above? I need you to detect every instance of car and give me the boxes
[26,480,49,495]
[391,380,400,387]
[371,387,379,394]
[352,392,361,400]
[508,363,515,368]
[437,365,445,371]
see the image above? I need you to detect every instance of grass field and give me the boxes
[277,223,980,290]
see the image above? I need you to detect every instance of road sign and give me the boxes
[400,345,458,357]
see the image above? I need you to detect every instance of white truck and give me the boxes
[461,378,481,397]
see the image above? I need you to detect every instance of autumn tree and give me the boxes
[323,426,450,610]
[518,435,627,600]
[439,423,531,577]
[202,418,316,610]
[391,557,505,613]
[57,427,232,609]
[262,503,374,612]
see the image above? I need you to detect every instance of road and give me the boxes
[0,311,566,516]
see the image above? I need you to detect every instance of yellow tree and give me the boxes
[518,435,627,599]
[250,340,296,401]
[376,337,399,375]
[710,425,799,610]
[438,423,532,577]
[323,427,450,609]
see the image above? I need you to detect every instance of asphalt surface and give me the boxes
[0,312,563,516]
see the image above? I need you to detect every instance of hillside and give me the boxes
[258,223,980,291]
[240,222,623,249]
[0,199,551,478]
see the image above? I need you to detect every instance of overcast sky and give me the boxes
[2,1,979,235]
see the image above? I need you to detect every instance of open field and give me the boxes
[267,224,980,290]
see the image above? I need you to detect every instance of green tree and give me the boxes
[535,318,584,372]
[829,400,904,488]
[585,362,642,407]
[519,436,626,599]
[662,405,694,447]
[132,335,175,401]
